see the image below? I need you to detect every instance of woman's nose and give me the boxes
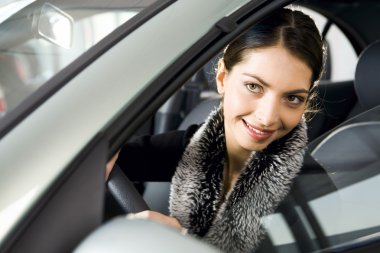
[254,95,279,127]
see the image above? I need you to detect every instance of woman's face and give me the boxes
[216,45,312,155]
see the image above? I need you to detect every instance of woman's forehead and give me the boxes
[234,46,313,89]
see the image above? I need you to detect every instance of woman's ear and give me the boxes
[216,59,227,95]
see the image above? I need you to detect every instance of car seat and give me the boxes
[307,40,380,141]
[177,97,220,130]
[347,40,380,117]
[309,40,380,149]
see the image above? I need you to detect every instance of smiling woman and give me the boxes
[217,46,312,156]
[108,7,326,253]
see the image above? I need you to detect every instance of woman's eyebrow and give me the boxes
[243,73,310,95]
[243,73,271,87]
[284,89,310,95]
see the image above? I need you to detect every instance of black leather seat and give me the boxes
[347,40,380,117]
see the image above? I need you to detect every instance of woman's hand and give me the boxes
[105,151,120,180]
[128,210,186,234]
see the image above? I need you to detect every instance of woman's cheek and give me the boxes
[282,107,305,130]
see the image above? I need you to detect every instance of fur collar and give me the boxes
[169,107,308,253]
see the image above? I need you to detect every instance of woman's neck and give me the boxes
[224,129,252,174]
[222,122,254,197]
[226,150,249,173]
[222,140,253,197]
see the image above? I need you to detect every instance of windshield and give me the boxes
[0,0,156,118]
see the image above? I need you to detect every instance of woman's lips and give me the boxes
[242,119,275,141]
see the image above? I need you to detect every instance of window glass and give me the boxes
[310,175,380,245]
[0,1,155,118]
[294,6,358,82]
[325,24,358,81]
[258,107,380,253]
[262,213,299,251]
[260,174,380,252]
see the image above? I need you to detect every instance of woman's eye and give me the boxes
[246,83,262,93]
[286,95,305,105]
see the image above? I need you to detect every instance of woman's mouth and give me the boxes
[242,119,275,141]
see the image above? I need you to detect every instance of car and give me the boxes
[0,0,379,252]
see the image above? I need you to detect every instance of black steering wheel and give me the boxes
[106,164,150,213]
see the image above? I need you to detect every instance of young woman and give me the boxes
[107,7,325,253]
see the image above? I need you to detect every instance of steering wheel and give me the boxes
[106,164,150,213]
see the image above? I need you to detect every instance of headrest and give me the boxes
[355,40,380,110]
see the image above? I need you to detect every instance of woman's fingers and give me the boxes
[128,210,184,232]
[105,151,120,180]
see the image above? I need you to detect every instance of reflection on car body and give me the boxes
[0,85,6,117]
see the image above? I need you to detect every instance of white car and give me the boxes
[0,0,379,252]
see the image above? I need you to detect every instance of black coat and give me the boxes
[116,124,199,182]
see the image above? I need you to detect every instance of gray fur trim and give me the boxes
[169,107,308,253]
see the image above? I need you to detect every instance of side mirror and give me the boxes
[36,3,73,49]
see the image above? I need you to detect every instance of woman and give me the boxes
[107,7,325,253]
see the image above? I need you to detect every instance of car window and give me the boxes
[258,106,380,253]
[0,0,156,118]
[297,6,358,82]
[325,24,358,81]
